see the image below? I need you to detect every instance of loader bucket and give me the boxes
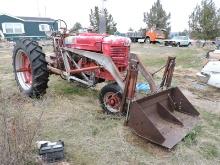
[127,87,200,149]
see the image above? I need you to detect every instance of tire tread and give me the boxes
[13,39,49,97]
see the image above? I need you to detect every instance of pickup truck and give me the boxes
[164,36,191,47]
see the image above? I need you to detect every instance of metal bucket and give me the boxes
[127,87,200,149]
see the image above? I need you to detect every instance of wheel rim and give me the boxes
[15,50,32,90]
[145,38,150,44]
[103,92,121,113]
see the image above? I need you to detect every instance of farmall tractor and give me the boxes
[12,20,199,149]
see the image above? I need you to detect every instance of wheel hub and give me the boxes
[109,99,116,106]
[15,50,32,90]
[104,92,121,113]
[22,54,32,84]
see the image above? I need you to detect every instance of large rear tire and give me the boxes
[99,83,122,114]
[13,39,49,97]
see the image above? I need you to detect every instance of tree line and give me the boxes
[70,0,220,40]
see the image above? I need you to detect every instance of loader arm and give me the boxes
[63,47,125,90]
[130,53,157,92]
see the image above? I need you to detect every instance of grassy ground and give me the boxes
[0,43,220,165]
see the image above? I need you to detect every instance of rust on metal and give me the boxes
[160,57,176,88]
[127,87,200,149]
[131,53,157,93]
[47,65,63,75]
[120,53,139,114]
[120,54,200,149]
[68,66,102,73]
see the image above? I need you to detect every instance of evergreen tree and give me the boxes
[128,27,134,32]
[89,6,117,34]
[89,6,100,32]
[69,22,82,33]
[179,29,189,36]
[143,0,171,34]
[189,0,220,40]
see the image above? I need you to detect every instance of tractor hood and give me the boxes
[64,33,107,52]
[64,33,131,52]
[103,35,131,46]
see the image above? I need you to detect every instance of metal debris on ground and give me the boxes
[197,40,220,88]
[36,140,65,163]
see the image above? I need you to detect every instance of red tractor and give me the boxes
[12,20,199,149]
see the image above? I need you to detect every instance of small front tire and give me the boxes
[99,83,122,114]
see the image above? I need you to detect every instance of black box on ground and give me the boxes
[38,140,64,163]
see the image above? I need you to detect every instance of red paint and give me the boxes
[68,66,102,73]
[65,33,107,52]
[21,53,32,84]
[64,33,130,81]
[105,92,121,109]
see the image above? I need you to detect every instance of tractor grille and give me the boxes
[109,46,129,66]
[110,46,127,56]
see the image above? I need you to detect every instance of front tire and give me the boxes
[13,39,49,97]
[99,83,122,114]
[145,37,150,44]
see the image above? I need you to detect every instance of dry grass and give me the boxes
[0,44,220,164]
[0,91,44,165]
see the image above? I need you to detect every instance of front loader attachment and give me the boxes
[127,87,199,149]
[122,54,200,149]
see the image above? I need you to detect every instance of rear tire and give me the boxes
[13,39,49,97]
[164,42,169,46]
[99,83,122,114]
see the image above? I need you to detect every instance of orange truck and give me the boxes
[127,27,166,43]
[146,28,166,43]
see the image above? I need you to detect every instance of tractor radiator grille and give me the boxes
[109,46,129,66]
[110,46,127,56]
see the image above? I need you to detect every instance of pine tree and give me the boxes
[179,29,189,36]
[143,0,171,34]
[89,6,100,32]
[69,22,82,33]
[128,27,134,32]
[89,6,117,34]
[189,0,220,40]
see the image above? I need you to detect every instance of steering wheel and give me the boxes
[52,19,68,34]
